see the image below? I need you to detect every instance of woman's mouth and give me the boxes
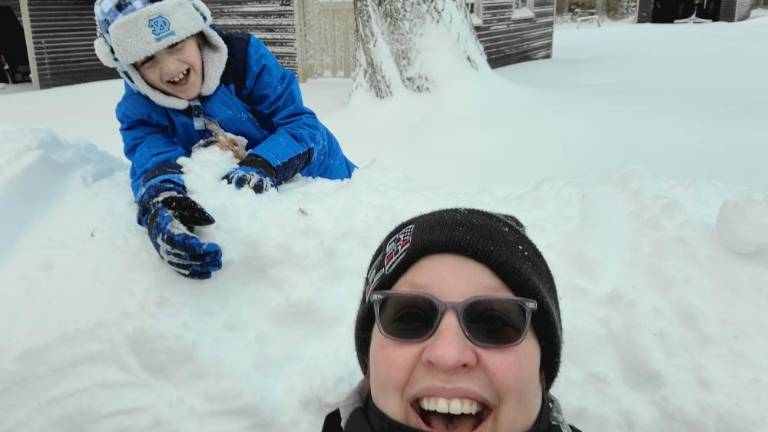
[412,397,490,432]
[166,68,190,86]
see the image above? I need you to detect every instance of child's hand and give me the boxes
[223,154,278,194]
[215,136,246,160]
[191,134,246,161]
[146,194,222,279]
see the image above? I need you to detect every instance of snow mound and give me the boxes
[2,18,768,432]
[716,197,768,256]
[0,126,126,265]
[2,154,767,431]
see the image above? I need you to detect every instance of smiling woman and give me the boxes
[322,208,582,432]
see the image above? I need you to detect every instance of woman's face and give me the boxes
[369,254,543,432]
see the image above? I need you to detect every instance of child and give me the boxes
[93,0,355,279]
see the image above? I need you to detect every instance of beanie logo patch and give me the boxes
[148,15,176,42]
[384,224,414,274]
[364,254,384,301]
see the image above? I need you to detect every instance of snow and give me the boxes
[0,82,35,96]
[717,197,768,256]
[1,18,768,431]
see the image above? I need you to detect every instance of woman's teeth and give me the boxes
[418,397,481,415]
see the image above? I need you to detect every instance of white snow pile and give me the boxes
[1,18,767,432]
[717,197,768,256]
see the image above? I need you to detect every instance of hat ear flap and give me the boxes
[190,0,213,23]
[94,36,119,68]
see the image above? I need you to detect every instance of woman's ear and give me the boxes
[539,370,546,390]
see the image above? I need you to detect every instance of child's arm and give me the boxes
[118,97,188,204]
[234,35,355,184]
[117,97,222,279]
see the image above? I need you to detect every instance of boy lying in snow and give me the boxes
[93,0,355,279]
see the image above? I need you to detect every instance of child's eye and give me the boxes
[137,55,155,68]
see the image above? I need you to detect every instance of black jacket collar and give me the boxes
[323,391,579,432]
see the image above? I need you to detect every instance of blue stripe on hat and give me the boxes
[94,0,165,42]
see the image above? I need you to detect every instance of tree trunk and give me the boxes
[353,0,489,99]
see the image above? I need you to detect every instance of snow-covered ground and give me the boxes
[1,18,767,431]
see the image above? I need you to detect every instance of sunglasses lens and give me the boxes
[377,294,439,341]
[463,299,529,346]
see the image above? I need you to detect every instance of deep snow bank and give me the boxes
[1,130,766,431]
[2,17,768,432]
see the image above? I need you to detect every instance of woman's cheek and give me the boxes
[369,332,415,423]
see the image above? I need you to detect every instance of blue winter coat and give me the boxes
[116,32,355,202]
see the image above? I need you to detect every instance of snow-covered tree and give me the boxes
[352,0,490,98]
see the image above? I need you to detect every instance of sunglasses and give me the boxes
[369,291,537,348]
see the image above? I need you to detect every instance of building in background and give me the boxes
[636,0,753,22]
[0,0,30,84]
[9,0,555,90]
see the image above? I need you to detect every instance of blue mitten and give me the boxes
[140,186,222,279]
[223,153,278,194]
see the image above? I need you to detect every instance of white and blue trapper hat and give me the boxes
[93,0,228,109]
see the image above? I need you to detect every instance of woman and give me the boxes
[323,208,582,432]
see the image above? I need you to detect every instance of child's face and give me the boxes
[137,35,204,100]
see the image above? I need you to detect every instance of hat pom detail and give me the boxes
[94,36,119,68]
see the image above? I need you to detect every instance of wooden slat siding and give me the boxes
[475,0,555,69]
[206,0,298,73]
[719,0,738,20]
[720,0,752,21]
[730,0,752,20]
[26,0,116,89]
[636,0,653,22]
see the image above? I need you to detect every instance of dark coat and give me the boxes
[322,385,582,432]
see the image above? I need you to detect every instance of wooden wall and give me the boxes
[637,0,753,22]
[19,0,556,89]
[24,0,116,89]
[720,0,753,21]
[475,0,555,69]
[636,0,653,22]
[206,0,298,73]
[22,0,297,90]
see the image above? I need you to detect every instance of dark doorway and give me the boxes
[652,0,721,22]
[652,0,695,22]
[696,0,721,20]
[0,5,30,83]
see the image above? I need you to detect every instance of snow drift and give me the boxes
[1,18,767,432]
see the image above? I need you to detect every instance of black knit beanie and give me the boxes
[354,208,562,390]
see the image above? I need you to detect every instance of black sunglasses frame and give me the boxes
[369,291,537,348]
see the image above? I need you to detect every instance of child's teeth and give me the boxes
[170,70,187,83]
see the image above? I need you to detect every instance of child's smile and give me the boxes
[138,35,204,100]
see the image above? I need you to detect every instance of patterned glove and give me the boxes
[223,153,278,194]
[141,188,222,279]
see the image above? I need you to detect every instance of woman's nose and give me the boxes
[420,310,479,372]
